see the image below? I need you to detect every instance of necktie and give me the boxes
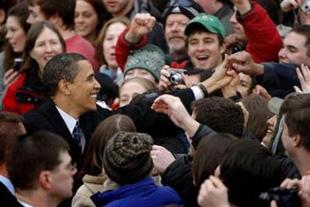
[72,121,82,154]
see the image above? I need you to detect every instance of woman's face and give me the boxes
[30,27,64,73]
[103,22,127,69]
[74,0,98,40]
[119,81,148,107]
[5,16,27,53]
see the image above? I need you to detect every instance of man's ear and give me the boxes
[38,171,52,190]
[58,79,71,96]
[292,133,302,147]
[220,42,227,55]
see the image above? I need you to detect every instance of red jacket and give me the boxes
[115,29,190,71]
[2,71,47,115]
[238,3,283,63]
[115,28,148,71]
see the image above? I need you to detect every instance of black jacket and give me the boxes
[0,182,23,207]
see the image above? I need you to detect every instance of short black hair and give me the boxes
[220,139,285,207]
[35,0,76,29]
[43,53,86,96]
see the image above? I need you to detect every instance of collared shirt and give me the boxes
[0,175,15,195]
[18,200,33,207]
[56,106,86,151]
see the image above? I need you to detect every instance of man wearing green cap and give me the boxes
[185,13,226,70]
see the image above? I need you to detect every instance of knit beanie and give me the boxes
[102,131,154,185]
[162,1,201,24]
[124,44,165,81]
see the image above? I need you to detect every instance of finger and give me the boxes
[294,86,303,93]
[232,63,249,73]
[271,200,278,207]
[296,67,305,83]
[280,178,300,189]
[209,176,226,189]
[174,84,187,90]
[302,65,310,82]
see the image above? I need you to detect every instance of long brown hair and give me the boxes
[3,1,30,72]
[95,17,130,66]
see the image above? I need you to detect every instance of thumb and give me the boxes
[294,85,303,93]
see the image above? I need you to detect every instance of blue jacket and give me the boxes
[259,63,299,98]
[91,177,183,207]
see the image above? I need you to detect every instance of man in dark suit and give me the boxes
[23,52,233,166]
[23,53,103,168]
[23,53,146,167]
[0,112,26,207]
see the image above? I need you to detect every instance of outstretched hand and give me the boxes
[227,51,264,76]
[151,94,200,137]
[151,94,191,128]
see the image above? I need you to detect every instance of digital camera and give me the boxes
[169,70,184,85]
[301,0,310,15]
[259,187,301,207]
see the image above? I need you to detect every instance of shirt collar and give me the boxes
[0,175,15,195]
[56,106,78,134]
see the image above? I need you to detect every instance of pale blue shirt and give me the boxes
[0,175,15,195]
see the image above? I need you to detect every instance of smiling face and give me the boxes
[103,22,127,69]
[278,31,310,65]
[30,27,64,73]
[187,31,225,70]
[103,0,128,15]
[74,0,98,40]
[66,60,101,114]
[165,13,189,53]
[5,16,27,53]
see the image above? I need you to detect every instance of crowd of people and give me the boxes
[0,0,310,206]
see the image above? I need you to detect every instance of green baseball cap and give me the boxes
[184,13,226,38]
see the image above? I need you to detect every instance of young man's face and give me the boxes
[278,31,310,65]
[49,151,76,200]
[27,5,46,24]
[102,0,128,15]
[187,31,225,70]
[165,13,190,53]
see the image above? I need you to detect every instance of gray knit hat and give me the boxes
[124,44,165,81]
[102,131,154,185]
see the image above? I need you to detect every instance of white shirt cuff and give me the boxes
[191,85,204,100]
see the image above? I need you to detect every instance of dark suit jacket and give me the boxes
[0,182,22,207]
[23,99,112,168]
[23,88,195,165]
